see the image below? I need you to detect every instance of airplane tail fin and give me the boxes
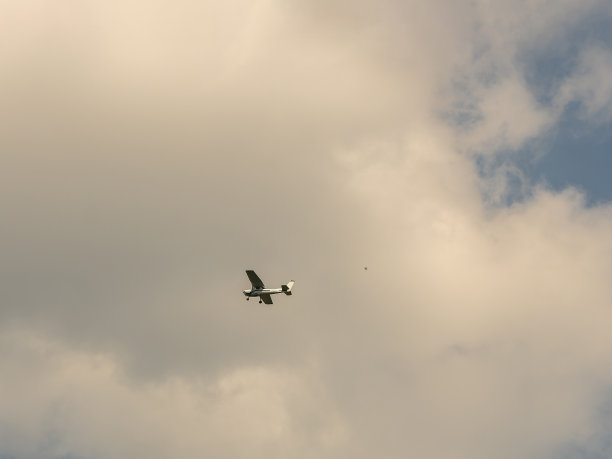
[282,280,295,295]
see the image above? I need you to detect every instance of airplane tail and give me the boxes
[282,280,295,295]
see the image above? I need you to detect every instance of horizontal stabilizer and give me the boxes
[282,280,295,295]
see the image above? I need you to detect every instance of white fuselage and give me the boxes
[243,288,283,298]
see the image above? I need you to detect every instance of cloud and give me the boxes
[0,329,347,459]
[458,74,554,152]
[1,0,612,458]
[557,46,612,122]
[336,137,612,458]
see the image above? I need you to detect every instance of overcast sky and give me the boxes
[2,1,612,458]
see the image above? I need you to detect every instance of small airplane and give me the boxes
[243,270,294,304]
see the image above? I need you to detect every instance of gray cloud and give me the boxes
[2,1,612,458]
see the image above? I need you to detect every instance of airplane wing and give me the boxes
[246,270,265,289]
[260,294,273,305]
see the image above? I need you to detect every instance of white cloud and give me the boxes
[459,74,554,152]
[1,0,612,458]
[337,137,612,458]
[557,46,612,122]
[0,329,347,459]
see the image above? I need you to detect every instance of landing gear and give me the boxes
[259,299,263,304]
[246,297,249,301]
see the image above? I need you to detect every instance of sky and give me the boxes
[1,1,612,458]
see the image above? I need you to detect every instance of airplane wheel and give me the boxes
[246,298,249,301]
[259,300,262,304]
